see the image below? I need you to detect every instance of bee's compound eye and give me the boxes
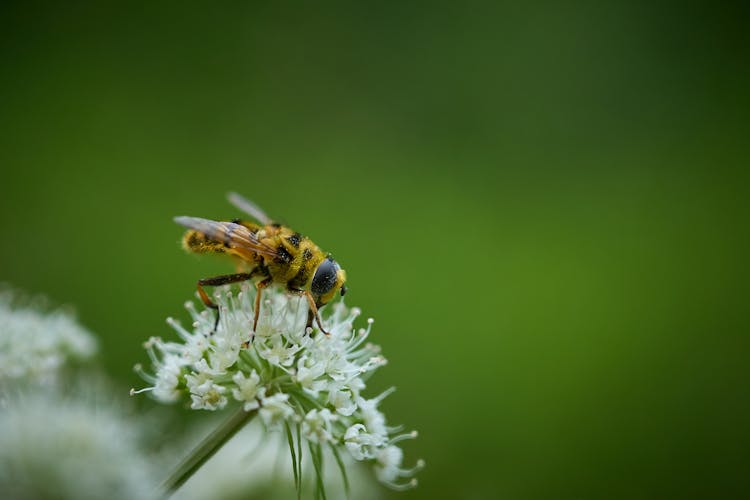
[311,258,338,296]
[340,284,347,296]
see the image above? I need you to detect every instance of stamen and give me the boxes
[133,363,156,383]
[383,478,418,491]
[389,430,419,445]
[129,387,153,396]
[399,459,425,476]
[374,386,396,404]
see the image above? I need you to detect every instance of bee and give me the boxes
[174,192,347,335]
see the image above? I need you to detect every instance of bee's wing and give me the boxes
[227,192,273,225]
[174,216,279,259]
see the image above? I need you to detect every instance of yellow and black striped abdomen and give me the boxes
[182,229,227,254]
[181,219,265,269]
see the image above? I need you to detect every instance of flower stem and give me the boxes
[161,406,257,495]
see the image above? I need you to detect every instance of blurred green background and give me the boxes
[1,1,749,498]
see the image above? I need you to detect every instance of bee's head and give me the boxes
[311,256,347,307]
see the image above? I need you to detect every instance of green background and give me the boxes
[1,1,748,498]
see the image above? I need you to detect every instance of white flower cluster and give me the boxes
[0,288,97,387]
[0,287,160,498]
[0,392,159,500]
[134,283,422,490]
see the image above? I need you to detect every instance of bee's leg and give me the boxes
[289,289,329,336]
[306,308,315,333]
[306,293,329,336]
[197,273,254,331]
[253,277,273,332]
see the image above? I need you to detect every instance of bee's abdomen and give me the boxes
[182,230,226,254]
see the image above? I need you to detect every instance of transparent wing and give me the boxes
[174,216,278,259]
[227,192,273,225]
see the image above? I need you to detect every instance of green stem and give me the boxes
[161,406,257,495]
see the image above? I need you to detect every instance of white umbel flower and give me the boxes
[0,288,97,388]
[134,283,422,489]
[0,392,159,500]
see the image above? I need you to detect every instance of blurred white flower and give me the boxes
[134,283,422,490]
[0,392,159,500]
[0,288,97,389]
